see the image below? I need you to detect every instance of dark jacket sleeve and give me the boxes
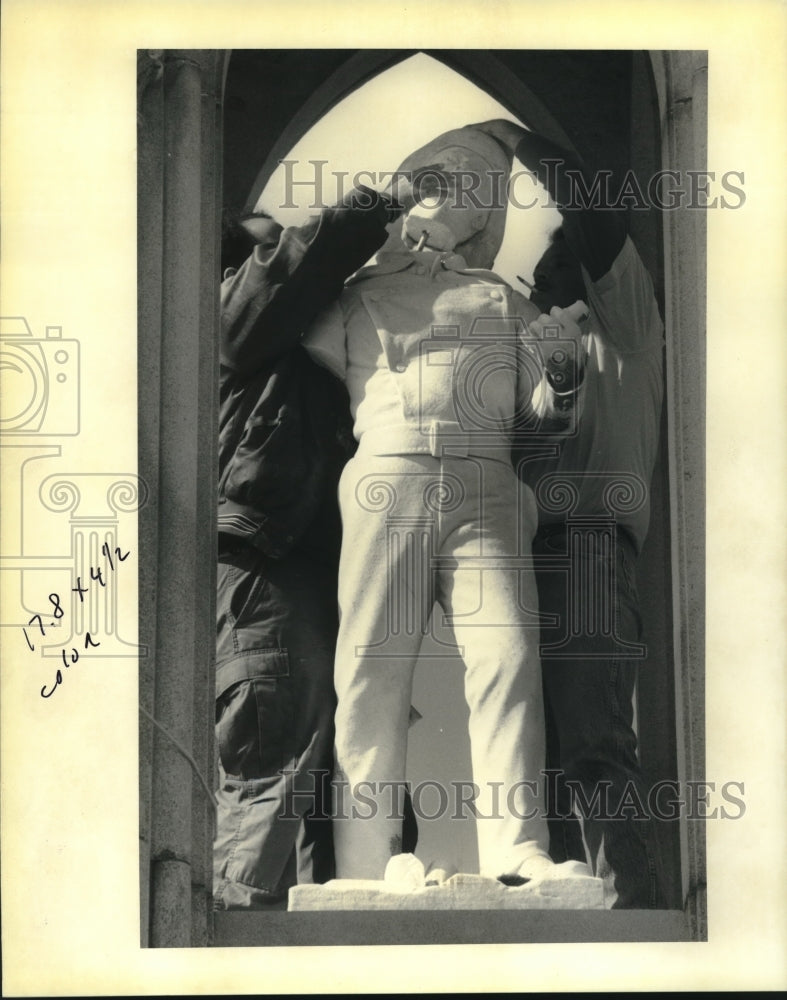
[220,189,395,374]
[515,132,626,282]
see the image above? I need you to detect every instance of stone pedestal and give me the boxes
[289,872,605,911]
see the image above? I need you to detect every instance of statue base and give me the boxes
[289,871,605,911]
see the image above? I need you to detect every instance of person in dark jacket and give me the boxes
[213,181,430,909]
[480,120,667,908]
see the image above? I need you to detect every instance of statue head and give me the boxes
[396,122,514,269]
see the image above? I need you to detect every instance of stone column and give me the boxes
[137,48,227,948]
[650,50,708,938]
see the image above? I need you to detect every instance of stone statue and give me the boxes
[304,122,590,890]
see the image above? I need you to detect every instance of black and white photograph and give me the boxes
[2,1,786,995]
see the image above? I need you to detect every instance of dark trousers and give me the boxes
[213,537,339,909]
[534,524,666,909]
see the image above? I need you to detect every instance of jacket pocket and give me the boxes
[215,651,292,780]
[225,414,285,499]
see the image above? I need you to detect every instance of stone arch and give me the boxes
[242,49,577,212]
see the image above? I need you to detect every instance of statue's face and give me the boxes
[402,145,499,253]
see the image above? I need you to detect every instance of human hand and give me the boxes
[475,118,527,156]
[383,163,448,214]
[339,183,410,225]
[528,301,588,391]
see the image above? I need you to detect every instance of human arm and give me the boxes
[477,119,626,281]
[220,186,398,374]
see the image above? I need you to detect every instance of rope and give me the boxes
[140,704,218,822]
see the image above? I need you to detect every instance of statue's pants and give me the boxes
[332,448,551,879]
